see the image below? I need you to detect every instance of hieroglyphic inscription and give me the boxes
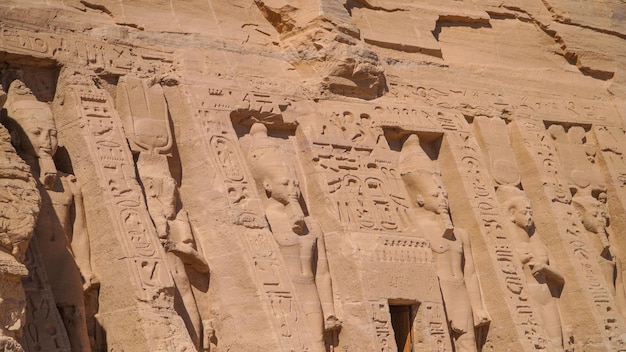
[310,111,414,233]
[410,301,450,351]
[423,303,449,352]
[374,104,441,133]
[411,85,615,125]
[74,87,173,303]
[514,120,572,204]
[186,84,316,351]
[0,26,61,58]
[371,301,393,352]
[0,23,172,75]
[435,114,547,350]
[515,119,626,349]
[20,241,71,352]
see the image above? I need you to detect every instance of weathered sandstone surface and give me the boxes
[0,0,625,351]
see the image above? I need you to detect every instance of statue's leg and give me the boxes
[168,253,203,349]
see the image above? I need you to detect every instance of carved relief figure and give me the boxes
[499,186,564,349]
[399,134,489,352]
[246,123,340,347]
[6,79,94,351]
[116,76,210,349]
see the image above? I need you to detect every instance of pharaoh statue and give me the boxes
[399,134,490,352]
[5,79,95,352]
[572,195,626,315]
[498,186,564,349]
[246,123,340,347]
[0,84,40,352]
[115,76,209,349]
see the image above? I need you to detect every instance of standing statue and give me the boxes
[399,134,490,352]
[573,195,626,314]
[247,123,340,348]
[499,186,564,349]
[6,79,95,352]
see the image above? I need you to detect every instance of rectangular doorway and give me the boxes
[389,304,415,352]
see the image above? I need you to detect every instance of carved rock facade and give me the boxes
[0,0,625,351]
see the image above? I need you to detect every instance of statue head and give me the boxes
[403,170,450,215]
[499,186,535,233]
[399,134,449,215]
[247,123,305,233]
[502,194,535,234]
[573,196,608,234]
[5,80,58,189]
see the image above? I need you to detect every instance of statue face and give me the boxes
[13,107,60,189]
[263,167,301,206]
[418,177,449,215]
[511,199,534,232]
[19,109,58,158]
[423,187,449,215]
[582,206,607,234]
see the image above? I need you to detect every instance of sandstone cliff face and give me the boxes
[0,1,625,351]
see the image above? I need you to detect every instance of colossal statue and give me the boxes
[499,185,564,349]
[399,134,489,352]
[6,79,94,352]
[247,123,340,347]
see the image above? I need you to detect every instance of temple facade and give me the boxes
[0,1,625,351]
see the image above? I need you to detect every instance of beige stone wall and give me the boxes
[0,0,625,351]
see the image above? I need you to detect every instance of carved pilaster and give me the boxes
[428,112,538,351]
[57,79,195,352]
